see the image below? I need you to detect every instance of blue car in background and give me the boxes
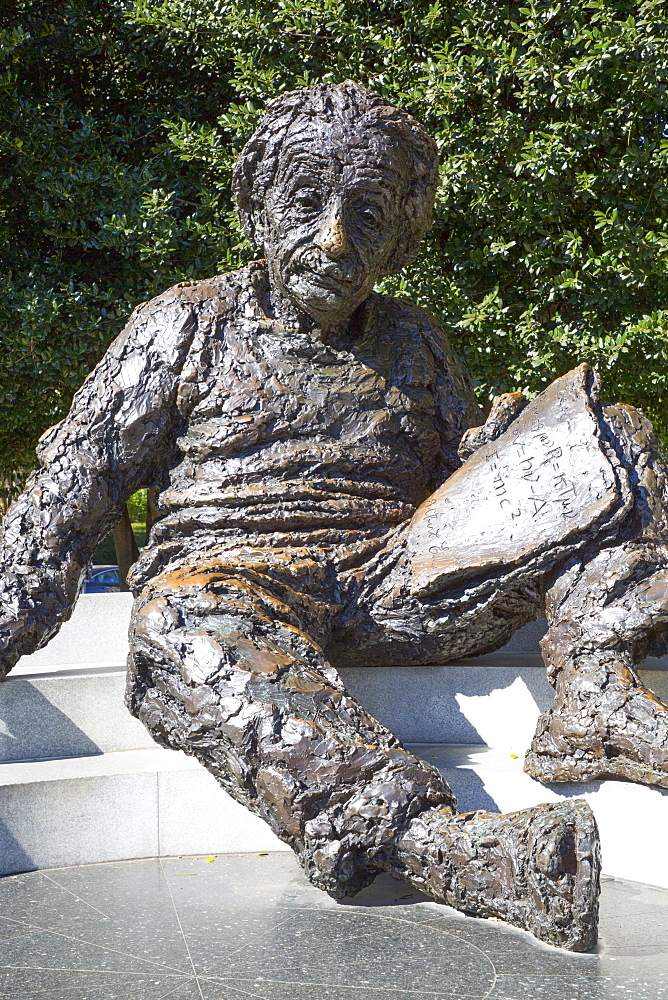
[84,565,120,593]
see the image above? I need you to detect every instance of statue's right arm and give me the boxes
[0,287,198,677]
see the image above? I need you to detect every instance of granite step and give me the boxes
[5,594,668,762]
[1,743,666,888]
[2,593,668,885]
[0,747,288,876]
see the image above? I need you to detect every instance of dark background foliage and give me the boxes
[1,0,667,491]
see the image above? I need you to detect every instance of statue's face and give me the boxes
[262,129,406,328]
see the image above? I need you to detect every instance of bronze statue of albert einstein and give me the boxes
[3,81,668,951]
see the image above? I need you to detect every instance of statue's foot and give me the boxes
[393,798,600,951]
[525,663,668,790]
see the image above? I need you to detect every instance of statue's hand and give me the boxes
[458,391,528,462]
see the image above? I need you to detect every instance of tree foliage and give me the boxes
[1,0,667,486]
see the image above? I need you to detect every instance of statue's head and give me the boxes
[233,81,439,328]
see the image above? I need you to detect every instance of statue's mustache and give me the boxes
[285,245,364,285]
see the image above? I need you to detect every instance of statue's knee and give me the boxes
[131,595,181,644]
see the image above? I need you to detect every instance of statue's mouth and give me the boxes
[292,258,362,293]
[302,270,355,291]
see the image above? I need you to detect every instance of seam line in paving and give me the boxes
[155,979,199,1000]
[202,907,307,978]
[159,857,205,1000]
[0,913,189,975]
[37,871,110,920]
[0,965,188,977]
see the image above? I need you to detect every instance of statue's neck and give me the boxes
[265,284,319,335]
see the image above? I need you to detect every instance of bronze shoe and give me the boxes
[392,798,600,951]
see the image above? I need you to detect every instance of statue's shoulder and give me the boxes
[115,266,254,361]
[371,291,481,422]
[132,266,250,324]
[371,291,460,363]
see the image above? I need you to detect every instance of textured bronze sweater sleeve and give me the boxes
[0,288,197,674]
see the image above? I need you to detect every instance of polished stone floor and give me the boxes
[0,853,666,1000]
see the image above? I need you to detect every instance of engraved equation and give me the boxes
[408,369,621,592]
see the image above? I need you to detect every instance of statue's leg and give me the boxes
[524,403,668,788]
[328,557,600,950]
[126,555,599,951]
[125,558,456,900]
[524,539,668,787]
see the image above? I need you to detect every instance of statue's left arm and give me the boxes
[457,391,528,462]
[418,317,485,480]
[0,287,197,676]
[414,305,530,467]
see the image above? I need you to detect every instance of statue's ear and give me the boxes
[381,188,435,276]
[383,239,409,276]
[252,205,270,252]
[235,194,265,252]
[233,146,267,251]
[382,230,416,276]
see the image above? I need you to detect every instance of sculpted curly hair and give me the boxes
[233,81,440,274]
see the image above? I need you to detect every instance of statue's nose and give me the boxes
[314,200,349,257]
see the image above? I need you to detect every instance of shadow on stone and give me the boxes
[342,663,554,748]
[336,872,433,907]
[441,762,501,813]
[546,778,668,802]
[0,679,102,763]
[0,817,37,875]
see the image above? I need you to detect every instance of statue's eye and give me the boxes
[358,206,383,231]
[294,191,322,212]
